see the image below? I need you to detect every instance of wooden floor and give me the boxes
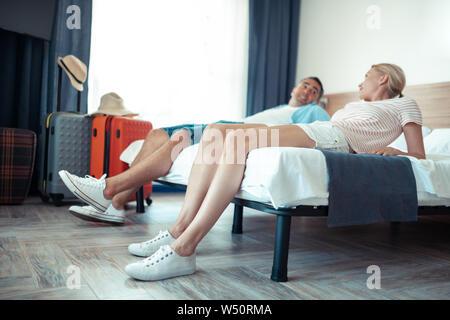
[0,193,450,300]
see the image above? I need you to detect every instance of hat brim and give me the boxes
[58,57,84,92]
[85,110,139,117]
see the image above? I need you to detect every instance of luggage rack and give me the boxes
[154,178,450,282]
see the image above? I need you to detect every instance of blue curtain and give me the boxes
[0,29,44,132]
[0,0,92,133]
[41,0,93,118]
[246,0,301,116]
[0,0,92,193]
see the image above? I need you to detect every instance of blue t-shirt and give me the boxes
[290,103,330,123]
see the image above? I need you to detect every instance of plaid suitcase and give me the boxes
[90,115,153,212]
[0,128,37,204]
[37,65,92,206]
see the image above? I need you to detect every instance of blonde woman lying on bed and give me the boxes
[122,63,426,281]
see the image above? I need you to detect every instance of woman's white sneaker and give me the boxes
[125,245,196,281]
[58,170,112,212]
[128,230,175,257]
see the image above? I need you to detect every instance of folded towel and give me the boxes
[319,150,418,227]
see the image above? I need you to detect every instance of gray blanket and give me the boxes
[319,150,418,227]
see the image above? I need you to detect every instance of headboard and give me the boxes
[323,81,450,129]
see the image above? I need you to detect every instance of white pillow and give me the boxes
[424,128,450,154]
[120,139,144,165]
[389,126,431,152]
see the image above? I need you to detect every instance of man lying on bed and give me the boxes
[59,77,329,223]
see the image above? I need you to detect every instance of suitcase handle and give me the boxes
[57,65,82,113]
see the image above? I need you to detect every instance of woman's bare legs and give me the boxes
[168,123,268,238]
[169,125,315,255]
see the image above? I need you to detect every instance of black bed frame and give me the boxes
[154,179,450,282]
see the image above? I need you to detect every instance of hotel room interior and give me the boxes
[0,0,449,301]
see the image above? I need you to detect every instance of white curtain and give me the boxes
[88,0,249,128]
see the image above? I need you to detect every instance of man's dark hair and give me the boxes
[302,76,324,100]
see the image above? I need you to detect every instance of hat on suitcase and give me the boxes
[57,55,87,92]
[87,92,139,117]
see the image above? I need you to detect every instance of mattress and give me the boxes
[121,141,450,209]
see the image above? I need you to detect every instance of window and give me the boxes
[88,0,249,128]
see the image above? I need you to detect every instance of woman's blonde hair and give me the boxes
[371,63,406,98]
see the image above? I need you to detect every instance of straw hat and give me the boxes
[57,55,87,91]
[87,92,139,117]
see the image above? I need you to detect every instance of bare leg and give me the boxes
[133,129,171,165]
[170,125,315,255]
[104,129,192,209]
[168,123,270,238]
[107,129,169,209]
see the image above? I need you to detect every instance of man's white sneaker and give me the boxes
[128,230,175,257]
[69,204,125,224]
[125,245,196,281]
[69,205,102,218]
[59,170,111,212]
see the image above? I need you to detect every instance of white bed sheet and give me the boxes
[121,140,450,209]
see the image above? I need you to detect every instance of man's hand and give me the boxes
[369,146,405,156]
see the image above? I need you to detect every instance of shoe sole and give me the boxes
[59,170,110,212]
[130,267,196,281]
[128,249,148,257]
[69,207,124,225]
[89,210,124,224]
[128,247,155,257]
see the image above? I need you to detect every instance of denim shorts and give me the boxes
[295,121,350,153]
[160,120,243,145]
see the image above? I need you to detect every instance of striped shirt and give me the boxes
[331,97,423,153]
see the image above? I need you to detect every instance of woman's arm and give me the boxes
[369,122,426,159]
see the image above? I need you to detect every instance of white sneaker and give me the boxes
[128,230,175,257]
[69,204,125,224]
[125,245,196,281]
[59,170,111,212]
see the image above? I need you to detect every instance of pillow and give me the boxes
[388,126,431,152]
[120,139,144,165]
[424,128,450,154]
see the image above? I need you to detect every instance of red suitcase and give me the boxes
[90,116,153,211]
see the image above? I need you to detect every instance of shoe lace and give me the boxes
[79,174,107,187]
[144,245,172,267]
[143,230,167,246]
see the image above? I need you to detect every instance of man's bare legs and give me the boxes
[102,128,191,210]
[168,124,315,254]
[104,128,169,210]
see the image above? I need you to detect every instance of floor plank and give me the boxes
[0,237,32,279]
[21,240,76,289]
[0,194,449,300]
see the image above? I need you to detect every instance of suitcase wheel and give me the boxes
[145,197,152,206]
[50,193,64,207]
[40,192,50,203]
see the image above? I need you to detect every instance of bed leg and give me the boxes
[232,204,243,234]
[136,186,145,213]
[271,215,291,282]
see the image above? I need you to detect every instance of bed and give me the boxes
[124,81,450,282]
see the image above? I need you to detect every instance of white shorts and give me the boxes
[295,121,350,153]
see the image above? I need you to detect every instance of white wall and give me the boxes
[296,0,450,94]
